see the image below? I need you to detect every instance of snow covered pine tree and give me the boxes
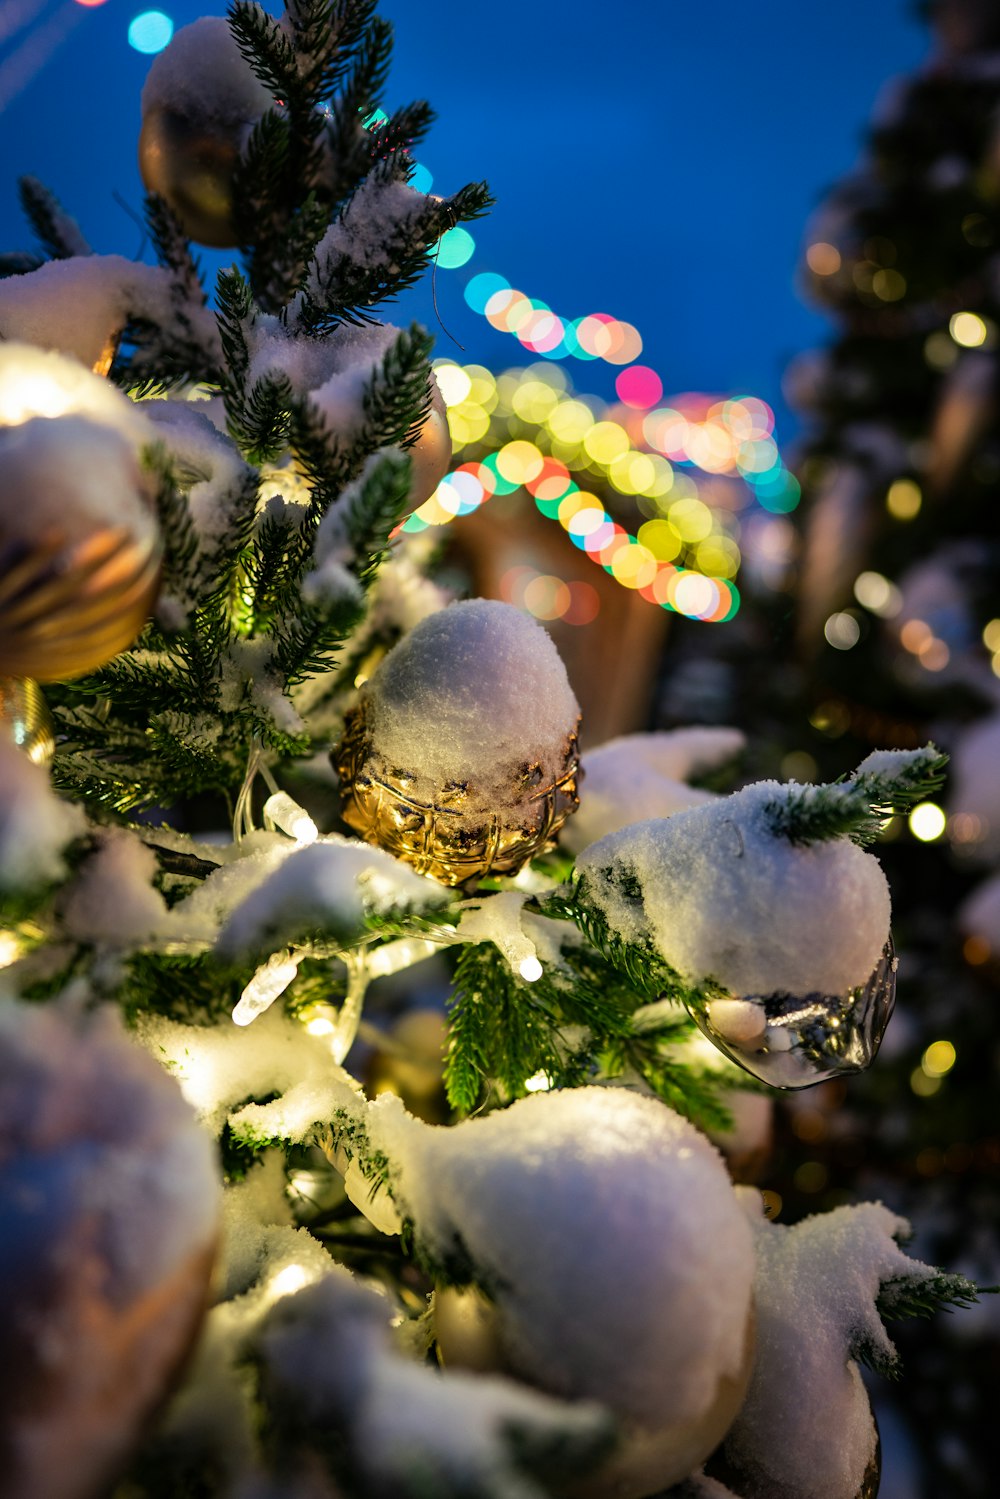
[0,6,985,1498]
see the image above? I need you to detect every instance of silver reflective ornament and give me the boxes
[689,940,897,1089]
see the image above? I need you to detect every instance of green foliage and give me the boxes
[17,175,89,259]
[764,745,948,847]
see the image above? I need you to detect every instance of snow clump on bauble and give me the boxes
[362,1084,756,1498]
[576,780,891,999]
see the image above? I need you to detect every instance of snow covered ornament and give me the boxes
[571,756,949,1087]
[346,1086,756,1498]
[0,346,161,681]
[0,999,220,1499]
[138,17,273,247]
[333,600,581,885]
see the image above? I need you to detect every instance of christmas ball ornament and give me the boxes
[576,778,896,1088]
[333,599,581,885]
[138,18,273,248]
[404,373,452,511]
[0,414,161,681]
[0,677,55,765]
[0,1001,220,1499]
[371,1086,756,1499]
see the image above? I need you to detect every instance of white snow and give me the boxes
[457,891,541,977]
[564,727,744,854]
[215,834,448,958]
[0,743,86,891]
[576,780,891,998]
[0,413,158,549]
[140,16,273,124]
[141,399,253,550]
[364,1086,755,1433]
[258,1268,611,1497]
[135,1004,362,1138]
[245,316,399,445]
[362,599,580,796]
[0,256,183,371]
[722,1191,935,1499]
[61,829,173,945]
[306,177,433,291]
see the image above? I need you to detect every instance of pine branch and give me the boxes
[0,252,44,278]
[343,451,412,580]
[18,176,90,258]
[764,745,948,846]
[227,1,298,103]
[877,1269,986,1323]
[144,193,204,296]
[268,592,363,684]
[446,943,562,1113]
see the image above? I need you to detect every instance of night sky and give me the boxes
[0,0,930,443]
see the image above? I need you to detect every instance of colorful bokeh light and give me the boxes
[127,10,174,52]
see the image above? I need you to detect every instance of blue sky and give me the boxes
[0,1,930,439]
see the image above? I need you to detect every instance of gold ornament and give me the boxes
[0,677,55,764]
[404,375,452,512]
[333,697,580,887]
[0,416,162,682]
[139,105,245,249]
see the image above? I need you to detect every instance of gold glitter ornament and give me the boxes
[332,600,582,886]
[0,677,55,765]
[0,415,161,682]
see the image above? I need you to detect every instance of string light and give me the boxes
[263,791,318,844]
[233,951,301,1026]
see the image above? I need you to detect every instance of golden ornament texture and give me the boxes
[0,525,161,682]
[139,105,243,249]
[0,676,55,764]
[333,698,581,886]
[404,378,452,512]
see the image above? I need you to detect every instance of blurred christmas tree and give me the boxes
[0,4,988,1499]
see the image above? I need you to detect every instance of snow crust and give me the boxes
[365,1086,755,1430]
[576,781,891,997]
[216,834,447,958]
[246,316,399,444]
[0,256,183,370]
[723,1192,930,1499]
[141,400,253,550]
[362,599,580,792]
[306,177,432,290]
[0,743,86,891]
[564,727,745,854]
[140,17,273,123]
[62,830,170,946]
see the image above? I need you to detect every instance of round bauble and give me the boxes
[404,374,452,512]
[0,1001,220,1499]
[0,677,55,765]
[333,599,581,885]
[138,18,273,247]
[435,1286,755,1499]
[0,415,161,681]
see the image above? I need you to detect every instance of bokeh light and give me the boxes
[127,10,174,52]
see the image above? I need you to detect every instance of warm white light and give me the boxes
[0,932,21,969]
[524,1071,552,1092]
[518,955,543,982]
[853,571,901,617]
[269,1264,311,1299]
[949,311,988,348]
[263,791,318,844]
[909,803,946,842]
[305,1016,335,1036]
[824,612,861,650]
[233,953,300,1025]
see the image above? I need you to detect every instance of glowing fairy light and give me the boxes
[518,956,543,983]
[909,803,946,843]
[263,791,318,844]
[233,951,301,1026]
[524,1071,552,1092]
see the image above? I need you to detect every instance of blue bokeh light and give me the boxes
[128,10,174,54]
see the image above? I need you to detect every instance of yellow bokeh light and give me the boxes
[668,496,713,543]
[909,802,946,842]
[922,1040,956,1077]
[982,618,1000,653]
[583,420,630,466]
[511,378,559,424]
[611,543,657,590]
[547,399,594,444]
[949,311,988,347]
[853,570,899,616]
[886,478,922,520]
[872,269,906,301]
[496,440,544,485]
[446,405,491,445]
[696,537,741,579]
[637,518,682,562]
